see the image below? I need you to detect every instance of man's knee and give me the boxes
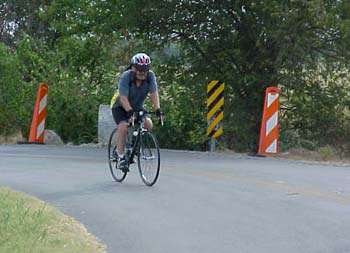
[144,118,153,130]
[117,122,128,134]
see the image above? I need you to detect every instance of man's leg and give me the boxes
[115,121,129,172]
[144,117,153,131]
[116,121,128,156]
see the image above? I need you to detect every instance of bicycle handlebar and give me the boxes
[130,110,164,127]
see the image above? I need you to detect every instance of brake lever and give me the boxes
[159,115,164,127]
[131,114,136,127]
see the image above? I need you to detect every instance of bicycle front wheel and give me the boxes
[137,131,160,186]
[108,128,127,182]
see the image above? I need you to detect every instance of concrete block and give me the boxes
[98,105,116,145]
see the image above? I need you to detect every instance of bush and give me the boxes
[300,139,318,151]
[0,43,26,136]
[318,145,336,161]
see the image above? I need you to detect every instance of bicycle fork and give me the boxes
[128,129,141,165]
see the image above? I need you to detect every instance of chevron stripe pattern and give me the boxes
[207,80,224,139]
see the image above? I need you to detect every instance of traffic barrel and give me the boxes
[28,83,48,144]
[258,87,280,156]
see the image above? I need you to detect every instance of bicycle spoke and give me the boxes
[138,131,160,186]
[108,128,127,182]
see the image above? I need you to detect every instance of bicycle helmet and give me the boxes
[131,53,151,72]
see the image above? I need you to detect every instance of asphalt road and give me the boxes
[0,145,349,253]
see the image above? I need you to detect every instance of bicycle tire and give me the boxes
[108,128,127,182]
[137,131,160,186]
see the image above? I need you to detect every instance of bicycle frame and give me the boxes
[127,111,149,166]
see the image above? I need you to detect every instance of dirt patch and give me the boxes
[277,148,350,166]
[215,147,350,166]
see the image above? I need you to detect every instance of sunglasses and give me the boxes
[135,64,149,72]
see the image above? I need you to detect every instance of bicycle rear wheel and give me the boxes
[137,131,160,186]
[108,128,127,182]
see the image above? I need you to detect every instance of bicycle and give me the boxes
[108,110,163,186]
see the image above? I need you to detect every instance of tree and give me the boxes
[119,0,350,152]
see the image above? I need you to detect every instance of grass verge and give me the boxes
[0,186,106,253]
[277,148,350,165]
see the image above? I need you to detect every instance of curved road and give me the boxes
[0,145,349,253]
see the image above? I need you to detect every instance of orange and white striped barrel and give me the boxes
[258,87,280,155]
[28,83,48,144]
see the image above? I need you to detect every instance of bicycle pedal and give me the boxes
[110,156,118,162]
[120,166,129,173]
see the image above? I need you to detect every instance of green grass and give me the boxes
[0,187,106,253]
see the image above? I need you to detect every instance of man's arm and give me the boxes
[150,91,160,110]
[118,71,133,113]
[149,71,160,110]
[120,96,133,112]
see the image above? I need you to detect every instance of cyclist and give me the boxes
[111,53,163,172]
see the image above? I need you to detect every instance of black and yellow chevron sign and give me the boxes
[207,80,224,139]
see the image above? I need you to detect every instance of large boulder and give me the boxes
[98,105,116,145]
[44,130,63,145]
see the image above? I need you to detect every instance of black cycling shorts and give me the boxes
[111,106,129,125]
[112,106,150,125]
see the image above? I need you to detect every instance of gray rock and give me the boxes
[98,105,116,145]
[78,143,104,148]
[44,130,63,145]
[0,131,24,144]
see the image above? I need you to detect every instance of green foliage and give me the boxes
[0,43,29,136]
[281,65,350,152]
[0,1,349,154]
[318,145,336,161]
[1,1,125,143]
[153,63,207,150]
[120,0,350,152]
